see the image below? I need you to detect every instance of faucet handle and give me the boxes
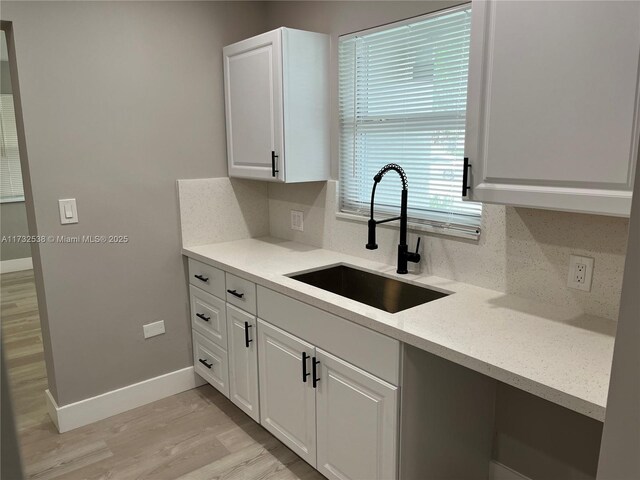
[407,237,421,264]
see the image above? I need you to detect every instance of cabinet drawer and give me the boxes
[190,285,227,348]
[193,330,229,398]
[225,272,256,315]
[188,258,225,299]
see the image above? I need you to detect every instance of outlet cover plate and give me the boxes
[290,210,304,232]
[567,255,594,292]
[143,320,165,339]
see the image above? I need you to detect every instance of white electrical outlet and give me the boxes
[567,255,594,292]
[143,320,165,339]
[290,210,304,232]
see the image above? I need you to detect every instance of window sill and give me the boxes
[335,211,480,241]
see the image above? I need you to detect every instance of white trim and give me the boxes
[45,366,206,433]
[0,257,32,273]
[489,461,532,480]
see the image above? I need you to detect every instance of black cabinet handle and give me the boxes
[196,313,210,322]
[194,274,209,283]
[302,352,310,383]
[312,357,320,388]
[462,157,471,197]
[199,358,213,369]
[271,151,279,177]
[227,289,244,299]
[244,321,253,348]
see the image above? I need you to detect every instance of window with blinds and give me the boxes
[0,94,24,202]
[338,4,481,238]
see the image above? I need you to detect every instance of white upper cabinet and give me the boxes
[464,0,640,216]
[223,28,330,183]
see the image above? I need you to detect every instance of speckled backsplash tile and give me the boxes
[268,180,629,321]
[177,177,269,248]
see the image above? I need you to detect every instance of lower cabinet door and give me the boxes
[193,330,229,398]
[315,348,398,480]
[226,304,260,422]
[257,319,317,467]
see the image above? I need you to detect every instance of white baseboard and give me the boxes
[45,366,206,433]
[0,257,32,273]
[490,461,531,480]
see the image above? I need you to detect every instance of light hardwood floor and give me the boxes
[1,270,323,480]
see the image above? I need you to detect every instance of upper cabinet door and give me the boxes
[464,0,640,216]
[223,28,330,183]
[224,29,284,181]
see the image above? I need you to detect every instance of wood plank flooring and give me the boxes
[1,270,323,480]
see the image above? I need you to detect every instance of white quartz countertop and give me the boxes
[183,237,616,421]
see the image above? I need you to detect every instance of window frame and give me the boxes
[337,4,481,240]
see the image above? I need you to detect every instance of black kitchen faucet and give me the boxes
[365,163,421,274]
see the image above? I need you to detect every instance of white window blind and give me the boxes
[0,94,24,202]
[339,4,482,238]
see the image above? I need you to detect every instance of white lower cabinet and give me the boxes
[315,348,398,480]
[226,304,260,422]
[188,265,400,479]
[257,319,317,467]
[257,318,399,479]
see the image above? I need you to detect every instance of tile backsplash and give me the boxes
[268,181,629,321]
[177,177,628,320]
[177,177,269,248]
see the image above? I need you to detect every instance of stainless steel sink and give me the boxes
[289,265,449,314]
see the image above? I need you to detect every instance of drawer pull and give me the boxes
[198,358,213,369]
[194,274,209,283]
[302,352,310,383]
[244,321,253,348]
[227,289,244,299]
[312,357,320,388]
[196,313,210,322]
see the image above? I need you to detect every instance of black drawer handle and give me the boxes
[312,357,320,388]
[302,352,310,383]
[199,358,212,369]
[194,274,209,283]
[244,321,253,348]
[227,289,244,299]
[196,313,210,322]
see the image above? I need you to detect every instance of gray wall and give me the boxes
[494,384,603,480]
[1,1,267,405]
[1,202,30,260]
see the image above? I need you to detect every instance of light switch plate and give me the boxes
[143,320,165,339]
[58,198,78,224]
[567,255,594,292]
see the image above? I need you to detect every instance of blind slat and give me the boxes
[338,5,481,236]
